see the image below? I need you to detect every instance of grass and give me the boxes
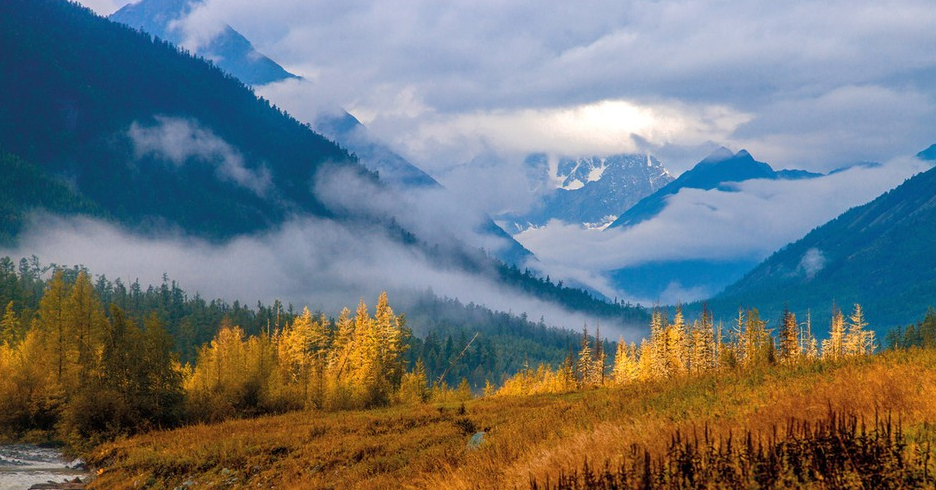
[86,348,936,489]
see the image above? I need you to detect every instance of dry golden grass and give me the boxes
[87,348,936,489]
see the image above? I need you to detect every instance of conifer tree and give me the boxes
[612,340,639,383]
[592,322,606,384]
[66,272,107,379]
[743,308,774,367]
[802,310,819,360]
[637,339,654,381]
[665,306,687,376]
[778,307,800,364]
[36,270,70,388]
[649,309,668,379]
[822,306,846,361]
[279,307,317,406]
[845,303,873,356]
[576,325,595,386]
[0,301,20,346]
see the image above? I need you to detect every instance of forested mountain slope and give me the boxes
[0,0,360,239]
[708,149,936,332]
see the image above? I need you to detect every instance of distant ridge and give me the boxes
[111,0,299,86]
[608,148,820,229]
[501,153,673,232]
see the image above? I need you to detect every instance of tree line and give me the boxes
[0,266,433,447]
[496,304,874,396]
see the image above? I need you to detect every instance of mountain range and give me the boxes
[1,0,356,239]
[110,0,530,264]
[0,0,645,334]
[601,148,822,301]
[500,153,673,233]
[110,0,297,86]
[608,148,820,229]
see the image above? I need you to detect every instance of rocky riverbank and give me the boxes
[0,445,89,490]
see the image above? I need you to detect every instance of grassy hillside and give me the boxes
[86,347,936,489]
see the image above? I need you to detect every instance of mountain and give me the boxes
[111,0,440,189]
[0,0,361,240]
[602,149,822,302]
[110,0,531,265]
[608,148,821,229]
[313,111,439,189]
[0,148,104,243]
[918,144,936,161]
[0,0,645,330]
[501,153,674,233]
[110,0,298,86]
[707,148,936,333]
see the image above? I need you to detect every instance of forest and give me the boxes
[0,254,881,454]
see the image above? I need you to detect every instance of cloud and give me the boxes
[129,116,272,196]
[516,155,933,300]
[104,0,936,174]
[313,164,517,257]
[0,214,643,341]
[798,248,826,280]
[77,0,130,16]
[386,99,752,174]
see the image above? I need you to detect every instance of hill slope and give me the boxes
[0,0,362,239]
[0,148,104,243]
[110,0,531,264]
[710,151,936,331]
[110,0,298,86]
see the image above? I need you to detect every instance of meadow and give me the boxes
[85,347,936,489]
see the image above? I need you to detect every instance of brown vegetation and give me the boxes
[86,347,936,489]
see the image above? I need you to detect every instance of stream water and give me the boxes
[0,445,88,490]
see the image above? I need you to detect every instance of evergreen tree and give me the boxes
[778,307,800,364]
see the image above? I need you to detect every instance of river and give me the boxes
[0,445,88,490]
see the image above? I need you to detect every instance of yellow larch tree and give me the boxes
[822,306,846,361]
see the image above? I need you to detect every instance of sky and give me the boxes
[80,0,936,175]
[71,0,936,309]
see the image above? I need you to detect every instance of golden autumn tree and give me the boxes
[778,307,800,365]
[822,306,846,361]
[611,340,639,383]
[845,303,874,356]
[35,270,71,395]
[1,301,22,347]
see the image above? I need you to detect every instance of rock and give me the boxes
[28,481,85,489]
[467,431,485,450]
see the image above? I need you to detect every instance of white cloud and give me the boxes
[128,116,272,196]
[78,0,936,174]
[798,248,827,280]
[0,214,643,341]
[77,0,130,16]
